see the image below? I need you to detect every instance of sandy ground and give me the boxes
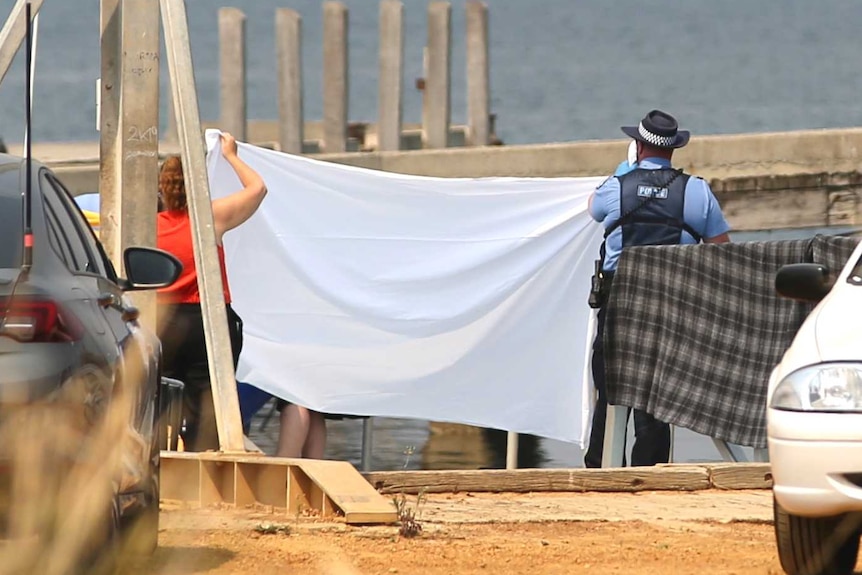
[116,489,829,575]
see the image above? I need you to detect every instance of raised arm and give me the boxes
[212,132,268,244]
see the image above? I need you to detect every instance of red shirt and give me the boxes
[157,210,232,304]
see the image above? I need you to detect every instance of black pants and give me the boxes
[158,303,243,452]
[583,304,671,468]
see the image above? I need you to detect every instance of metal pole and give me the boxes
[465,1,489,146]
[117,0,160,329]
[218,7,247,142]
[601,405,627,467]
[99,0,121,266]
[377,0,402,152]
[425,2,451,149]
[160,0,246,453]
[322,2,348,153]
[276,8,303,155]
[0,0,44,87]
[360,417,374,472]
[505,431,518,470]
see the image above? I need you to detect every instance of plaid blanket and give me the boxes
[604,235,858,448]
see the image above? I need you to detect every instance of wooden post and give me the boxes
[164,88,178,144]
[322,2,348,153]
[161,0,246,453]
[276,9,303,155]
[0,0,44,86]
[377,0,402,152]
[465,1,489,146]
[117,0,160,329]
[425,2,451,149]
[99,0,121,266]
[218,7,247,142]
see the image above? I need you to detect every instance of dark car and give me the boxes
[0,155,181,573]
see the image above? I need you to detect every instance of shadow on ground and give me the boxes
[123,546,235,574]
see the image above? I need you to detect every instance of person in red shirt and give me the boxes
[157,132,267,452]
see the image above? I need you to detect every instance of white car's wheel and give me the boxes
[774,498,860,575]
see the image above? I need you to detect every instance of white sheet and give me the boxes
[205,130,603,445]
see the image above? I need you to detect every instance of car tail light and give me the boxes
[0,297,84,343]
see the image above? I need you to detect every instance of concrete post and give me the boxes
[377,0,403,152]
[0,0,44,87]
[276,9,303,155]
[322,2,348,153]
[218,7,247,141]
[99,0,122,266]
[161,0,246,453]
[466,1,489,146]
[425,2,451,149]
[117,0,160,329]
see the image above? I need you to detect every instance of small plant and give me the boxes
[402,445,416,469]
[392,489,426,538]
[254,522,291,536]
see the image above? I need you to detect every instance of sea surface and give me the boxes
[3,0,861,469]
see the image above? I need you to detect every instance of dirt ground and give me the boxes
[114,489,828,575]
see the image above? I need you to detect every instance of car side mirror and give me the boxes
[774,263,834,303]
[122,247,183,291]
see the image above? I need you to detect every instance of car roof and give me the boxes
[0,154,46,199]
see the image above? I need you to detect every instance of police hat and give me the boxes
[621,109,690,149]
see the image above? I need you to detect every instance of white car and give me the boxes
[768,238,862,575]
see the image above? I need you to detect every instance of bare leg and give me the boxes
[275,404,310,458]
[301,411,327,459]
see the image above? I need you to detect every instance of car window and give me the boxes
[40,172,102,276]
[42,199,76,269]
[48,174,114,280]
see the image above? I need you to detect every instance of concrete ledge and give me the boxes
[363,463,772,494]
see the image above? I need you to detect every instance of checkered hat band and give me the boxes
[638,122,675,147]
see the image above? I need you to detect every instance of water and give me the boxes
[1,0,861,146]
[4,0,861,469]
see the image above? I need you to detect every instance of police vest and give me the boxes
[608,167,702,250]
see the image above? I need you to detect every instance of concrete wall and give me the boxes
[32,126,862,232]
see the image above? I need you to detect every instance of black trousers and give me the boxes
[583,304,671,468]
[158,303,243,452]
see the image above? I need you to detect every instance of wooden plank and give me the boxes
[161,0,246,452]
[299,459,397,524]
[364,467,711,494]
[706,463,773,490]
[160,452,395,524]
[160,457,201,503]
[0,0,45,86]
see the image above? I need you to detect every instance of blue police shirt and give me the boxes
[589,157,730,271]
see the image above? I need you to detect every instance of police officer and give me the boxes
[584,109,731,468]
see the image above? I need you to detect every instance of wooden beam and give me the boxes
[99,0,121,265]
[0,0,44,87]
[160,452,397,524]
[364,466,712,494]
[706,463,773,490]
[160,0,245,453]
